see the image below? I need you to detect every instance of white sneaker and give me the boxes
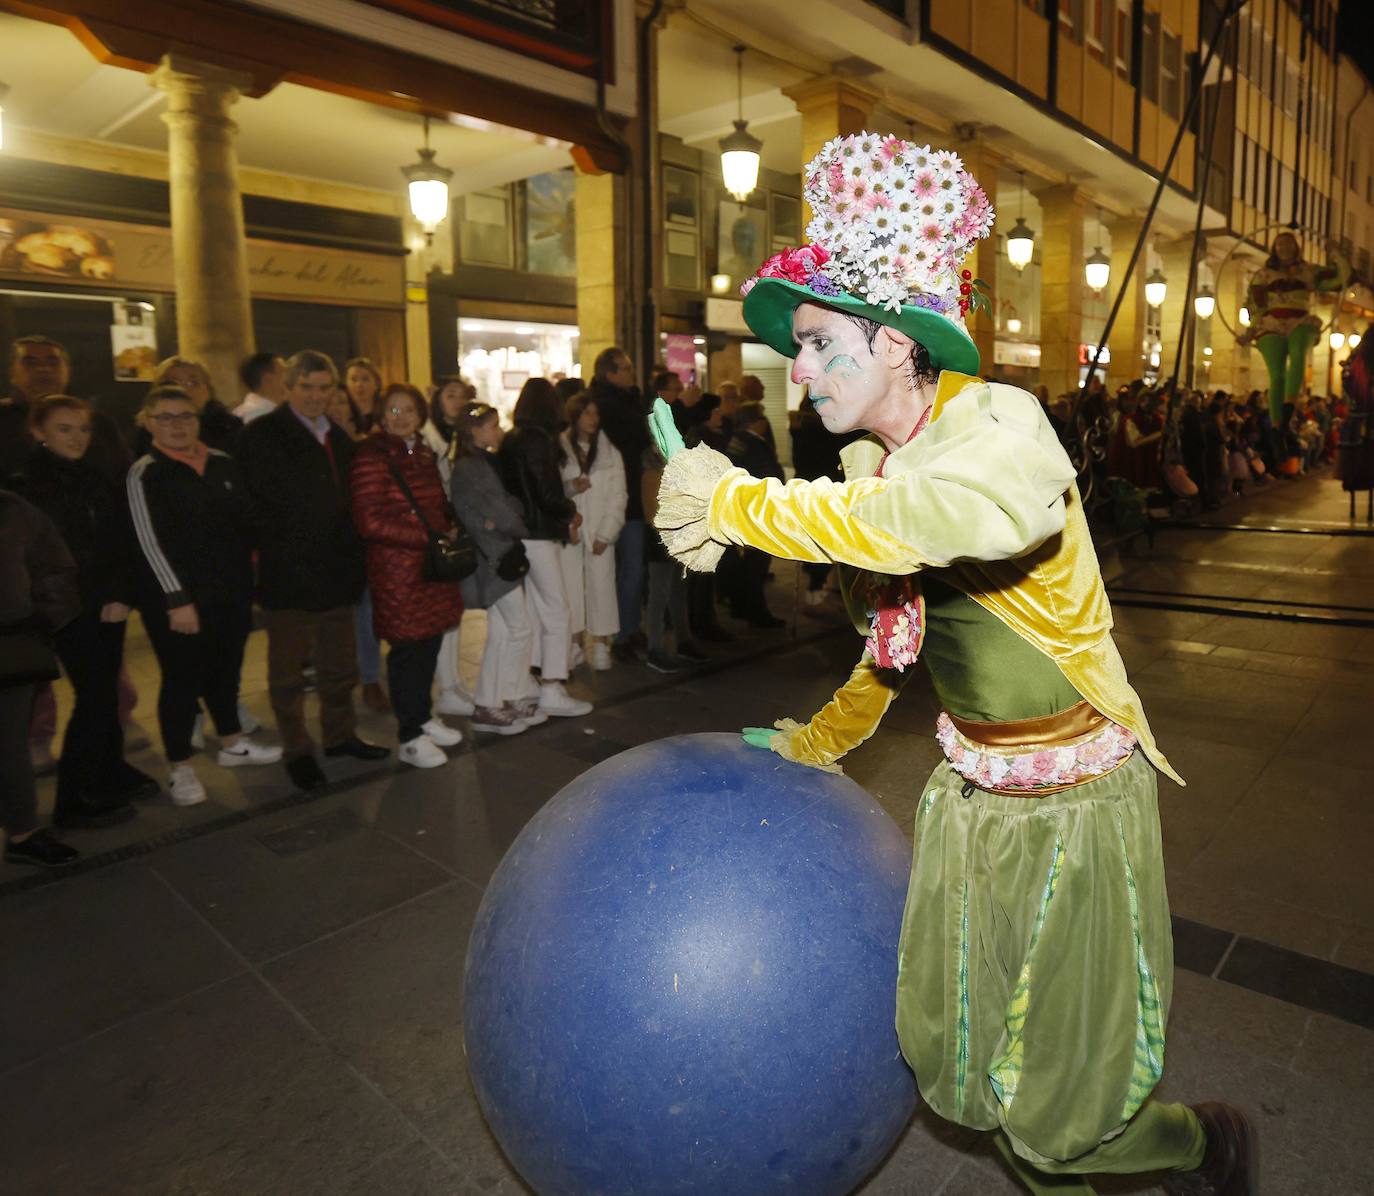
[237,702,260,735]
[591,641,613,671]
[190,713,205,751]
[217,739,284,767]
[434,687,476,717]
[421,719,463,748]
[169,762,207,806]
[571,642,586,669]
[399,735,446,769]
[537,682,593,717]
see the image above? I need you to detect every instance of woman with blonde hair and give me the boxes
[344,357,384,435]
[558,390,625,670]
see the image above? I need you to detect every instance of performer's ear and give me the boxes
[874,324,915,369]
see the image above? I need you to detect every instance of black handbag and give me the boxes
[386,463,477,583]
[494,541,530,582]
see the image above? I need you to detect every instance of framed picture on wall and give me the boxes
[459,187,514,268]
[663,166,700,226]
[770,193,801,251]
[718,201,768,286]
[523,169,577,277]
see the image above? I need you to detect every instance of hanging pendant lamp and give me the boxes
[720,46,762,203]
[1006,171,1035,270]
[402,115,454,243]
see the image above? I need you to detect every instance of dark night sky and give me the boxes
[1339,1,1374,87]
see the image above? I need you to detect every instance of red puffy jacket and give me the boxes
[350,431,463,643]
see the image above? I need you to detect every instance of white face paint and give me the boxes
[788,304,891,436]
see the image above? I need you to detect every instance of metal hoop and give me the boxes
[1212,220,1346,340]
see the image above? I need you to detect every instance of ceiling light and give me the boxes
[1006,172,1034,269]
[710,273,732,294]
[1350,332,1362,348]
[1193,286,1215,319]
[1144,267,1168,308]
[1238,305,1251,327]
[720,47,762,203]
[1084,208,1110,291]
[402,115,453,242]
[1330,330,1346,350]
[1006,317,1023,334]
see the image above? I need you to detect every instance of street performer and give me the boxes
[649,133,1254,1196]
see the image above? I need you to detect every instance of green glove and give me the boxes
[741,726,780,751]
[648,397,687,462]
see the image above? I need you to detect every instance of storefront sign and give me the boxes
[663,333,698,384]
[1077,343,1111,364]
[0,206,404,309]
[994,340,1042,368]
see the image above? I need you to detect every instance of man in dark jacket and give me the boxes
[238,349,386,791]
[2,335,130,482]
[587,346,651,662]
[724,401,785,629]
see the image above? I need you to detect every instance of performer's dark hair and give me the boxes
[839,314,939,387]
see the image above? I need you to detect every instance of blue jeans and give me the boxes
[355,588,383,685]
[614,519,647,645]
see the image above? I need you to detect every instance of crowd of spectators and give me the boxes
[1033,371,1351,516]
[0,334,800,868]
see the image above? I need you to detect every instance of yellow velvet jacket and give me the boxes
[655,371,1181,786]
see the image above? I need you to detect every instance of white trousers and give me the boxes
[559,539,620,639]
[474,586,535,709]
[522,539,572,682]
[435,623,463,694]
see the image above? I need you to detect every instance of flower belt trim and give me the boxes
[865,578,925,671]
[935,712,1137,791]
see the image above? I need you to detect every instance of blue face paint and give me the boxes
[824,353,861,377]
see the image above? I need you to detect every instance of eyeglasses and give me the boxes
[149,412,199,425]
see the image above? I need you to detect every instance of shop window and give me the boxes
[1114,0,1131,78]
[663,165,701,292]
[1141,12,1159,104]
[1249,21,1263,86]
[458,186,515,269]
[1260,31,1272,95]
[1283,61,1299,120]
[1161,31,1181,119]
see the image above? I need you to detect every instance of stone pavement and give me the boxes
[2,471,1372,1194]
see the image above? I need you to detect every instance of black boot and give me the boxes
[1163,1103,1257,1196]
[53,791,137,830]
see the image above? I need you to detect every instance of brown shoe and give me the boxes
[362,682,391,713]
[1163,1103,1257,1196]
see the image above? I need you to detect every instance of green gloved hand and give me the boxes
[648,397,687,462]
[741,726,780,751]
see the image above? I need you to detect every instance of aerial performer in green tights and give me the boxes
[1246,229,1349,426]
[650,132,1255,1196]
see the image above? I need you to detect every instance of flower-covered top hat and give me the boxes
[741,132,995,375]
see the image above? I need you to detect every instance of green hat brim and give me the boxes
[741,277,980,375]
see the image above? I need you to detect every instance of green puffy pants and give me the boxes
[1257,323,1319,425]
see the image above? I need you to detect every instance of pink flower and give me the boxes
[864,191,893,212]
[913,172,937,198]
[1008,755,1038,786]
[880,136,907,162]
[1030,751,1061,783]
[753,244,831,287]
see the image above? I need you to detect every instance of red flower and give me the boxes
[756,244,831,284]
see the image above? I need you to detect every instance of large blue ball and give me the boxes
[463,733,918,1195]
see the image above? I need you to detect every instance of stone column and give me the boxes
[782,77,883,221]
[1037,184,1086,398]
[1158,239,1194,387]
[952,138,1003,374]
[1106,215,1148,386]
[574,167,625,380]
[151,56,255,407]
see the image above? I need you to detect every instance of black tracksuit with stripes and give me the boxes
[126,447,256,760]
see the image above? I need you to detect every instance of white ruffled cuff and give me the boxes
[653,445,736,572]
